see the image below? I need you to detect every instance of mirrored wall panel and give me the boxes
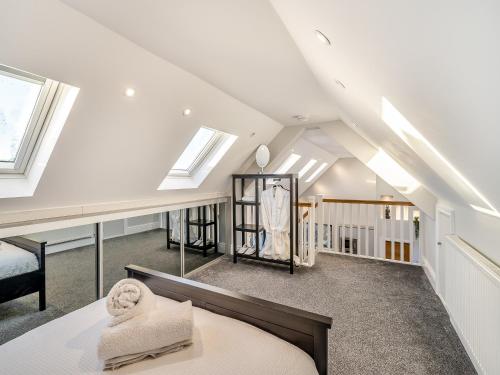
[183,203,225,275]
[103,213,181,295]
[0,224,96,344]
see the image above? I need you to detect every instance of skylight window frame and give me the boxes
[0,65,59,175]
[274,153,301,174]
[167,127,223,178]
[298,158,317,179]
[159,127,238,190]
[306,162,328,183]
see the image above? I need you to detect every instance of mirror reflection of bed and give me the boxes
[0,206,225,345]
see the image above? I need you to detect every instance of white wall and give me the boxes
[303,157,376,199]
[0,0,281,219]
[303,157,406,202]
[376,177,408,202]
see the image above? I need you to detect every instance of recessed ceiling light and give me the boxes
[335,80,346,89]
[125,88,135,97]
[183,108,192,116]
[315,30,331,46]
[292,114,309,122]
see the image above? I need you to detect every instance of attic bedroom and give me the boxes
[0,1,498,374]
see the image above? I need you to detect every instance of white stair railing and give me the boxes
[299,197,421,265]
[296,196,317,267]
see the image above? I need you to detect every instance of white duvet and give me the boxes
[0,295,318,375]
[0,241,39,280]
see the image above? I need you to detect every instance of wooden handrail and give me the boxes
[298,199,414,208]
[298,202,312,207]
[322,198,414,206]
[298,199,414,221]
[301,202,318,219]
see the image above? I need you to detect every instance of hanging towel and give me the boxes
[106,278,156,327]
[98,300,194,369]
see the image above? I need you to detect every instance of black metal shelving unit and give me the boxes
[232,173,298,274]
[167,204,218,257]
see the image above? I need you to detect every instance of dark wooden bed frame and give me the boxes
[126,264,332,375]
[0,237,46,311]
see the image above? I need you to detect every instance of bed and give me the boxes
[0,237,46,311]
[0,265,332,375]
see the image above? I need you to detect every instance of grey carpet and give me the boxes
[189,254,476,375]
[0,228,220,345]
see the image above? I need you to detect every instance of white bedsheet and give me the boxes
[0,241,38,280]
[0,295,318,375]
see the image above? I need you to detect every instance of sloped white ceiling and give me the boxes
[302,128,351,158]
[0,0,281,213]
[61,0,339,126]
[270,0,500,212]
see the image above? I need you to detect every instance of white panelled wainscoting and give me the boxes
[25,214,165,254]
[436,235,500,375]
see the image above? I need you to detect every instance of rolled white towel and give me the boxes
[106,278,156,326]
[98,300,193,367]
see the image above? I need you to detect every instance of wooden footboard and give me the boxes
[126,264,332,375]
[0,237,46,311]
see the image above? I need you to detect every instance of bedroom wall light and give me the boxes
[183,108,192,116]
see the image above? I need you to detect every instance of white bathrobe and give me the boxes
[170,211,181,241]
[261,186,290,260]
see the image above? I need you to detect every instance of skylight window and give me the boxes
[0,65,59,174]
[0,64,79,198]
[275,153,301,174]
[159,126,237,190]
[298,159,317,179]
[169,127,217,176]
[381,97,499,217]
[306,162,328,183]
[367,149,420,194]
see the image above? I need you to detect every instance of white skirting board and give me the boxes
[426,235,500,375]
[43,218,162,254]
[421,256,437,291]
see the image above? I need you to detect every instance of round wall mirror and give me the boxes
[255,144,270,172]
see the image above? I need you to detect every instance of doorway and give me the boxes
[436,208,454,298]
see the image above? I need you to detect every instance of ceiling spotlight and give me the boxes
[183,108,192,116]
[125,88,135,97]
[292,114,309,122]
[315,30,331,46]
[335,80,346,89]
